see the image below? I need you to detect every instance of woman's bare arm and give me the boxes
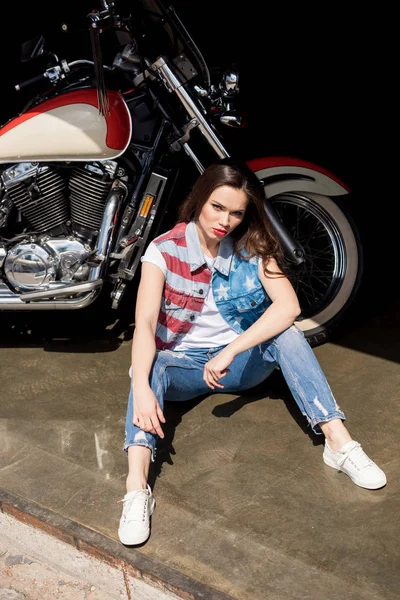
[130,262,166,436]
[131,262,165,387]
[203,258,301,389]
[225,257,301,357]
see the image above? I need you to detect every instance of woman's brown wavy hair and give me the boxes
[177,158,286,277]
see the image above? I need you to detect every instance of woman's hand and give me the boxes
[133,386,166,438]
[203,348,235,389]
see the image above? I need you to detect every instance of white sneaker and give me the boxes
[118,484,155,545]
[323,440,387,489]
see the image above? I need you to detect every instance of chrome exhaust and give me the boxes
[20,279,103,302]
[89,180,127,281]
[0,281,101,310]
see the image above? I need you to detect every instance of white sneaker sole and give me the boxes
[323,454,387,490]
[118,526,151,546]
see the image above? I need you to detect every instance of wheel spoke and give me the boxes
[307,246,334,259]
[272,194,346,319]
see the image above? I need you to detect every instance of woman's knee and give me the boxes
[277,324,306,345]
[272,324,312,357]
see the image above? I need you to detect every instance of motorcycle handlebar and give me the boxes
[15,73,48,92]
[14,60,113,93]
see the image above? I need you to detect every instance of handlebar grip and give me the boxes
[15,73,48,92]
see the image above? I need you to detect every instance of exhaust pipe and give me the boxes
[89,180,126,281]
[20,279,103,302]
[0,281,101,310]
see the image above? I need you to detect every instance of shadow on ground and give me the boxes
[149,368,323,488]
[0,294,135,354]
[0,291,398,364]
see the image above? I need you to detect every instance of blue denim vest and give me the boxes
[153,221,272,348]
[212,248,272,335]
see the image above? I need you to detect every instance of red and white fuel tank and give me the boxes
[0,89,132,163]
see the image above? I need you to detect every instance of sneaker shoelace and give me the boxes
[337,442,373,469]
[118,489,150,523]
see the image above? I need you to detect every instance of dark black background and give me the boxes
[0,1,395,325]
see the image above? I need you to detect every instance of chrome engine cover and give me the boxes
[4,238,89,291]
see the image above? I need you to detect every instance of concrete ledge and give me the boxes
[0,489,233,600]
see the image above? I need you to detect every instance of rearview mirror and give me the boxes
[20,35,46,62]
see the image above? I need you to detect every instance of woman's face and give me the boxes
[196,185,248,245]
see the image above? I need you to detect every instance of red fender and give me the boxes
[247,156,350,197]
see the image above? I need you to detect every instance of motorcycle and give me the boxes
[0,0,362,346]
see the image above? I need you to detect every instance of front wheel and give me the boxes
[268,192,363,346]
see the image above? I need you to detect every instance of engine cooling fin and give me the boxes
[7,167,68,232]
[69,168,112,231]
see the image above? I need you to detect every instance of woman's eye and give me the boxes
[212,204,221,210]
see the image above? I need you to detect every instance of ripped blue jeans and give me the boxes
[124,325,345,461]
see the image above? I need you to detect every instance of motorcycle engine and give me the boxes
[4,238,89,291]
[0,162,117,292]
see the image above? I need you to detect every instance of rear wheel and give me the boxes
[269,192,362,346]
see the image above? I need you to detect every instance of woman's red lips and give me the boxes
[213,228,227,236]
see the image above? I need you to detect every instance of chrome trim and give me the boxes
[2,163,41,188]
[220,110,243,128]
[0,244,6,268]
[20,279,103,301]
[43,238,88,261]
[84,160,118,178]
[194,85,208,97]
[43,238,89,282]
[221,69,240,97]
[152,57,230,159]
[89,180,127,280]
[0,281,100,310]
[183,143,204,174]
[67,60,112,71]
[4,243,57,290]
[45,65,63,84]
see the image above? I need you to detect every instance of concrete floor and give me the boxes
[0,301,399,600]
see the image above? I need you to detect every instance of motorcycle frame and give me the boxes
[110,54,305,292]
[3,0,358,315]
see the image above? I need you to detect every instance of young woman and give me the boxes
[118,159,386,546]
